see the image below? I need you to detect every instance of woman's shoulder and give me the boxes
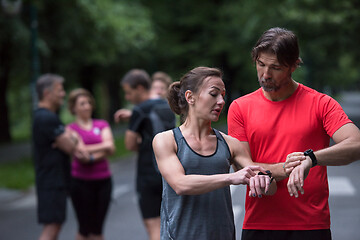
[215,129,230,140]
[92,119,110,128]
[217,131,240,148]
[154,129,174,142]
[67,122,78,130]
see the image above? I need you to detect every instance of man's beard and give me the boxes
[259,78,280,92]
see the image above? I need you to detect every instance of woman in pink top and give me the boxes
[67,88,115,240]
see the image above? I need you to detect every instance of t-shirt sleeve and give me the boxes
[227,100,248,142]
[128,106,144,133]
[42,113,65,141]
[319,95,353,137]
[95,119,110,130]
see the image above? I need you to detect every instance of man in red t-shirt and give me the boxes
[228,27,360,240]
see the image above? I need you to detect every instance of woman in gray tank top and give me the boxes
[153,67,276,240]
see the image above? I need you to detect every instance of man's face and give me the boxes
[49,82,66,110]
[122,83,142,104]
[256,52,295,92]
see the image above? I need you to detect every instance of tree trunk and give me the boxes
[107,76,121,123]
[0,39,12,143]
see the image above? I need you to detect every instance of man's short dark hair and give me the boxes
[36,73,64,100]
[252,27,302,67]
[121,69,151,90]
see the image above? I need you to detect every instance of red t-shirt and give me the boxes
[227,84,352,230]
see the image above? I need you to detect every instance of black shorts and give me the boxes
[241,229,332,240]
[70,177,112,237]
[136,176,162,219]
[37,188,68,224]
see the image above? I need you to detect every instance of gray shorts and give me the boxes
[37,188,68,224]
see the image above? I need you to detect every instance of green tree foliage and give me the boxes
[142,0,359,97]
[278,0,360,91]
[0,0,30,142]
[2,0,360,142]
[2,0,155,142]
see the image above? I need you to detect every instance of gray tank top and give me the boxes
[160,127,235,240]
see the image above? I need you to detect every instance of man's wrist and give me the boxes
[304,156,313,169]
[304,149,317,167]
[70,133,79,145]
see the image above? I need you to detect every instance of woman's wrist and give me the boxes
[89,154,95,163]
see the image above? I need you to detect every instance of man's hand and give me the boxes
[287,157,312,197]
[114,109,132,123]
[74,140,90,163]
[283,152,305,176]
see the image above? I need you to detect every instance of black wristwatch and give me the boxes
[304,149,317,167]
[258,170,274,183]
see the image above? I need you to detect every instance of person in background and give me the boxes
[227,27,360,240]
[150,71,173,99]
[153,66,276,240]
[67,88,115,240]
[114,71,172,122]
[114,69,175,240]
[33,74,84,240]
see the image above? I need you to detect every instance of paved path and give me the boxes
[0,91,359,239]
[0,141,31,163]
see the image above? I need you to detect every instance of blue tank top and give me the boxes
[160,127,235,240]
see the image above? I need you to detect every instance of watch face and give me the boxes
[304,149,312,155]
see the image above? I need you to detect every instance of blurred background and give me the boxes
[1,0,359,145]
[1,1,360,239]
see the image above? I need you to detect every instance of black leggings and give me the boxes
[70,177,112,237]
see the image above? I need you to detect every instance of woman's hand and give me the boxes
[248,174,272,198]
[230,166,267,185]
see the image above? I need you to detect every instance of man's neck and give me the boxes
[38,101,56,112]
[138,92,150,104]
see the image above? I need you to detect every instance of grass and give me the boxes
[110,136,133,161]
[0,157,35,190]
[0,135,133,191]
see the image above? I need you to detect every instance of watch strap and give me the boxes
[304,149,317,167]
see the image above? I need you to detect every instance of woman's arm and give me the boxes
[153,131,264,196]
[84,126,116,162]
[85,127,115,155]
[223,134,277,196]
[231,139,303,181]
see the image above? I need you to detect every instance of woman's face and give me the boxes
[150,80,167,99]
[191,76,225,122]
[73,95,93,119]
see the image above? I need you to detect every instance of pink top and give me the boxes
[68,119,112,180]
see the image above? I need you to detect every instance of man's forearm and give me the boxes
[315,139,360,166]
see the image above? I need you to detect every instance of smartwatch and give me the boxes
[258,170,274,183]
[304,149,317,167]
